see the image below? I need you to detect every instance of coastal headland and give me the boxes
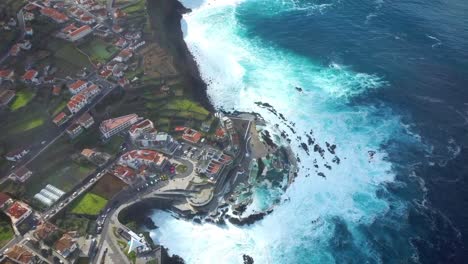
[110,0,300,260]
[146,0,213,112]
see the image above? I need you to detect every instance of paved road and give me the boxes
[0,78,116,185]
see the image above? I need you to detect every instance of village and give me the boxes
[0,0,268,263]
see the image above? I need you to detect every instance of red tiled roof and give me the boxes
[215,128,226,138]
[174,126,186,132]
[7,202,29,219]
[53,112,67,124]
[40,7,69,22]
[182,128,202,144]
[55,233,76,254]
[99,69,112,78]
[52,85,61,95]
[0,69,13,78]
[70,25,91,37]
[4,244,34,264]
[69,80,86,91]
[113,165,135,180]
[34,222,57,240]
[129,119,152,133]
[62,23,77,34]
[80,15,93,22]
[24,4,38,11]
[100,114,138,132]
[81,148,95,158]
[118,49,132,58]
[22,70,38,81]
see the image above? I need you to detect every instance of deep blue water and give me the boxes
[150,0,468,262]
[239,0,468,261]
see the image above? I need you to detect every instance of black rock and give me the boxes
[317,172,326,178]
[243,254,254,264]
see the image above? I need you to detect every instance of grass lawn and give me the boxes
[48,39,91,71]
[28,162,95,196]
[176,164,188,173]
[25,137,97,199]
[166,99,210,116]
[10,90,34,111]
[0,215,14,248]
[71,193,108,216]
[102,136,124,155]
[50,100,68,116]
[79,38,118,64]
[123,0,146,14]
[11,116,44,133]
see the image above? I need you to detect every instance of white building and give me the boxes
[100,114,139,139]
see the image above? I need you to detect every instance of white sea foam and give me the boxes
[150,0,407,262]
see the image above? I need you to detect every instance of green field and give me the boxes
[21,161,95,202]
[24,137,97,199]
[166,99,210,116]
[50,100,68,116]
[123,0,146,14]
[10,90,34,111]
[0,214,14,248]
[71,193,108,216]
[102,136,125,155]
[47,39,91,72]
[12,118,44,133]
[79,39,118,64]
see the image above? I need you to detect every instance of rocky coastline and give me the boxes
[146,0,213,112]
[117,0,299,262]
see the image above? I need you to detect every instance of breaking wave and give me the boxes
[148,0,436,262]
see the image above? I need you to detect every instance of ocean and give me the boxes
[149,0,468,263]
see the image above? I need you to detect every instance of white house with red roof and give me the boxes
[5,201,32,226]
[66,25,93,42]
[119,149,168,170]
[0,69,14,83]
[129,119,155,140]
[21,69,39,84]
[53,112,69,126]
[68,80,88,94]
[100,114,139,139]
[79,14,95,24]
[115,38,128,49]
[67,84,100,113]
[99,69,112,79]
[112,165,136,184]
[114,49,133,62]
[40,7,69,23]
[9,167,33,182]
[9,44,21,56]
[182,128,203,144]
